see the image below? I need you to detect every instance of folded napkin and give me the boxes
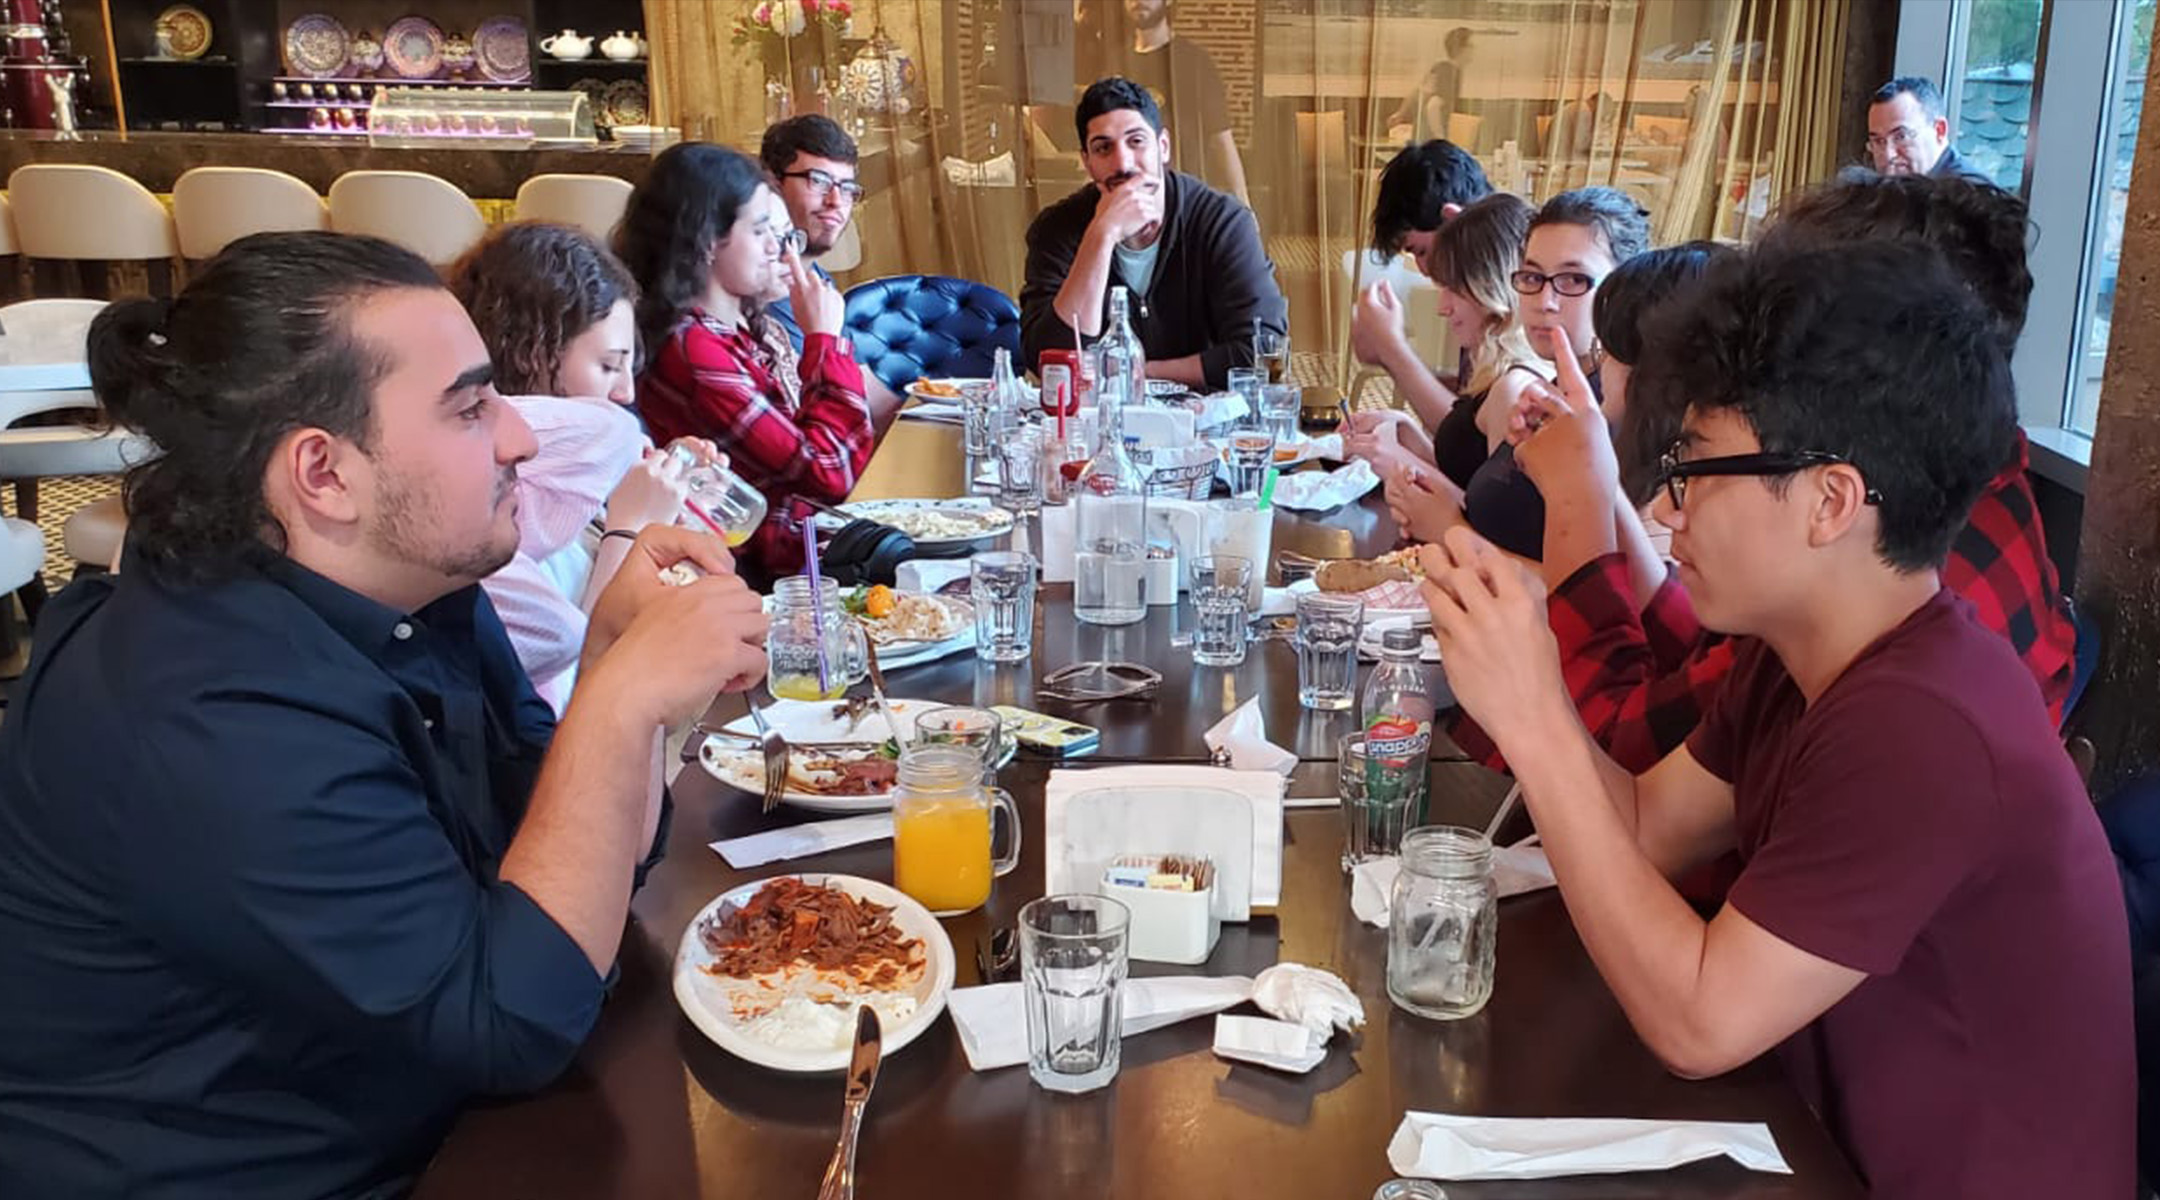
[1203,697,1296,775]
[1386,1112,1791,1180]
[1045,764,1286,918]
[895,558,972,595]
[1250,962,1364,1038]
[1349,841,1557,926]
[1270,459,1380,513]
[1259,585,1299,617]
[709,813,894,869]
[1191,390,1251,431]
[1214,1014,1327,1074]
[946,975,1254,1071]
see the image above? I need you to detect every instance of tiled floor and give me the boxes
[24,474,118,592]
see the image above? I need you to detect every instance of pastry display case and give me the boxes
[366,84,593,148]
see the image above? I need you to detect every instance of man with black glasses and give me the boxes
[1866,76,1993,182]
[1418,243,2130,1198]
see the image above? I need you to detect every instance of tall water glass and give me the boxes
[961,382,1000,457]
[1387,826,1498,1020]
[1255,330,1290,384]
[1339,733,1424,871]
[1225,365,1265,422]
[995,425,1044,517]
[1296,592,1363,710]
[1226,428,1275,497]
[1260,383,1302,443]
[1188,555,1251,667]
[1021,894,1131,1094]
[971,550,1036,663]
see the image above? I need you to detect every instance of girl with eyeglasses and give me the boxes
[616,142,877,587]
[1386,186,1650,561]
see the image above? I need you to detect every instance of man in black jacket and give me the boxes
[1020,77,1286,392]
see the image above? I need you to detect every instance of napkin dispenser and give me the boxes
[1100,855,1220,965]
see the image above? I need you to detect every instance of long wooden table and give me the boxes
[415,425,1864,1200]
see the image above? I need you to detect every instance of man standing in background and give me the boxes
[1867,77,1994,183]
[1115,0,1250,207]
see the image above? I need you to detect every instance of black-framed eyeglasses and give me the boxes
[1511,269,1600,298]
[782,168,864,203]
[1656,448,1885,511]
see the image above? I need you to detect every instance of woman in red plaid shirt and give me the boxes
[616,142,881,585]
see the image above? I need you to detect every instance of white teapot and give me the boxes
[540,29,593,60]
[600,30,645,61]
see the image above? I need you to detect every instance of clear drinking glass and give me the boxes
[996,425,1044,517]
[1226,428,1276,498]
[1188,555,1251,667]
[961,383,1000,458]
[1296,592,1363,710]
[1387,826,1498,1020]
[666,441,768,548]
[1204,497,1272,614]
[1260,383,1302,443]
[1339,733,1425,872]
[913,705,1008,779]
[970,550,1037,663]
[767,576,868,701]
[1021,893,1131,1094]
[1225,365,1265,421]
[1254,330,1290,385]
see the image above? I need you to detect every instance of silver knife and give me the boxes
[816,1005,883,1200]
[862,641,908,751]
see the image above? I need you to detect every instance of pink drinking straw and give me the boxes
[801,520,831,694]
[683,496,729,539]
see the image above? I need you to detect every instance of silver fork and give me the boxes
[745,699,790,813]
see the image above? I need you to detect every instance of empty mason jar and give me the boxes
[1386,826,1497,1020]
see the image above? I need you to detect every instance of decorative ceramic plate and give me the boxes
[472,15,530,82]
[603,78,648,126]
[156,4,213,60]
[672,874,956,1074]
[283,13,349,79]
[568,76,607,124]
[382,15,445,80]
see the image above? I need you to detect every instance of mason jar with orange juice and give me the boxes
[892,745,1021,916]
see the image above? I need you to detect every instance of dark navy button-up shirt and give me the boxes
[0,553,615,1199]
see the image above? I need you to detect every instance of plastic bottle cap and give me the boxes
[1381,627,1422,652]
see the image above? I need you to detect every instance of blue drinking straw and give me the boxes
[801,522,831,694]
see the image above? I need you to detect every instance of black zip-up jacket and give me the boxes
[1019,169,1288,392]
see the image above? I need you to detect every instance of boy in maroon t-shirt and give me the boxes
[1419,242,2131,1198]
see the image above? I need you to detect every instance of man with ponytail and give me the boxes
[0,232,770,1199]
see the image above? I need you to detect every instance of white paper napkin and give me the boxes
[1349,840,1557,926]
[1269,459,1380,512]
[1386,1112,1791,1180]
[1250,962,1365,1038]
[895,558,972,595]
[1213,1014,1327,1074]
[1203,697,1297,776]
[709,813,894,869]
[1045,765,1286,917]
[946,975,1255,1071]
[1259,584,1299,617]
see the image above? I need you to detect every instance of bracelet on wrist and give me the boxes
[600,528,639,544]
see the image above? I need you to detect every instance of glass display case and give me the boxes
[367,86,594,148]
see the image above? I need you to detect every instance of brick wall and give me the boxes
[1175,0,1258,144]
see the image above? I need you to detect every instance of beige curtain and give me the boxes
[645,0,1848,399]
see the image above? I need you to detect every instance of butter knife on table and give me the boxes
[817,1005,883,1200]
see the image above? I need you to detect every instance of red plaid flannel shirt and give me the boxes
[1451,434,2075,773]
[636,312,873,580]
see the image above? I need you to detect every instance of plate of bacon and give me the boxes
[674,874,956,1073]
[697,698,945,813]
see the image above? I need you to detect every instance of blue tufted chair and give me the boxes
[842,275,1022,394]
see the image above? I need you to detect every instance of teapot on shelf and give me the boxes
[540,29,593,60]
[600,30,645,62]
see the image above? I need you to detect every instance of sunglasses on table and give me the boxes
[1655,448,1885,511]
[1511,269,1601,297]
[781,168,865,203]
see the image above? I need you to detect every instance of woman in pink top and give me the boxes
[615,142,890,585]
[448,221,707,713]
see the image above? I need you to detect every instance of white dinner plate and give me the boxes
[673,873,956,1074]
[903,376,989,404]
[697,697,935,813]
[811,497,1016,551]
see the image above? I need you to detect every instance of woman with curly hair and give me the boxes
[447,220,703,712]
[615,142,892,584]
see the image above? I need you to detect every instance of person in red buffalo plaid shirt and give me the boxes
[1452,172,2073,774]
[616,143,899,586]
